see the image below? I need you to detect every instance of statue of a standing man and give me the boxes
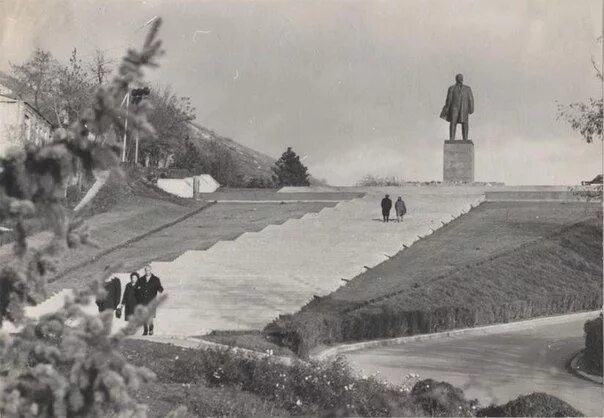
[440,74,474,141]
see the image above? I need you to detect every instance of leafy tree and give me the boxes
[52,49,93,126]
[7,48,58,120]
[172,139,205,173]
[207,141,240,186]
[0,19,165,417]
[271,147,310,187]
[139,86,196,166]
[558,40,603,143]
[88,48,114,86]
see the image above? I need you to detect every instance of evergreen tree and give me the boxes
[0,19,166,417]
[271,147,310,187]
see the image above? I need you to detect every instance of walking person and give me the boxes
[95,276,121,313]
[135,265,164,336]
[121,272,139,321]
[395,196,407,222]
[381,194,392,222]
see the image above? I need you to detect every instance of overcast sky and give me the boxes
[1,0,602,185]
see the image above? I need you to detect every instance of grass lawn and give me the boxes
[266,201,603,355]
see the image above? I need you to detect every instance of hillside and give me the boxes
[187,122,327,187]
[188,122,275,184]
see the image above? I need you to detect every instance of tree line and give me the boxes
[2,49,312,188]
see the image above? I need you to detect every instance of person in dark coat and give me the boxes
[96,277,121,313]
[121,272,139,321]
[135,265,164,335]
[381,194,392,222]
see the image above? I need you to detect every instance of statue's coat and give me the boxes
[440,84,474,123]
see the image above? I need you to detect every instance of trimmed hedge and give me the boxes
[268,293,602,357]
[583,314,603,375]
[476,392,584,417]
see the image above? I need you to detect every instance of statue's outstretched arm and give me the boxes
[440,86,453,119]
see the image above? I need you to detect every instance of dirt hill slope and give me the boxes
[188,122,275,183]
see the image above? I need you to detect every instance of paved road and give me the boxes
[345,316,604,417]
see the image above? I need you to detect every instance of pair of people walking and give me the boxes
[120,265,164,336]
[97,265,164,335]
[381,194,407,222]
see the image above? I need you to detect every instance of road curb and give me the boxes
[569,350,604,385]
[140,335,298,366]
[50,201,216,283]
[310,310,602,361]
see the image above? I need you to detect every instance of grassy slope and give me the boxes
[266,201,603,354]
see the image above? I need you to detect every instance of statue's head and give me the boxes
[455,73,464,84]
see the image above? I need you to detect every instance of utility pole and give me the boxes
[135,129,140,165]
[131,87,150,165]
[121,92,130,163]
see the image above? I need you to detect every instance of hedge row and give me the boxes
[583,314,603,375]
[267,293,602,357]
[476,392,583,417]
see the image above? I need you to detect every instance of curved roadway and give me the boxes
[345,316,603,417]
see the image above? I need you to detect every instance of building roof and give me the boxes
[0,87,52,127]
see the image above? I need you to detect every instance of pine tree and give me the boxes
[271,147,310,187]
[0,19,166,417]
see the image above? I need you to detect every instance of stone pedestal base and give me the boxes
[443,140,474,183]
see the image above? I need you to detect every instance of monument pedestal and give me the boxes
[443,140,474,183]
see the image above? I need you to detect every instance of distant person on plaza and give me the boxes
[135,265,164,336]
[95,276,121,313]
[121,272,139,321]
[395,196,407,222]
[381,194,392,222]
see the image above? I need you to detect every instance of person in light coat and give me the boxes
[395,196,407,222]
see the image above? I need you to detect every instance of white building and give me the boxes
[0,85,52,158]
[157,174,220,198]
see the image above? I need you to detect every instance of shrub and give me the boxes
[410,379,477,417]
[134,344,430,417]
[476,392,584,417]
[583,314,603,375]
[355,175,404,187]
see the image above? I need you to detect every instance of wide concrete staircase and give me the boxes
[149,186,485,335]
[9,186,485,337]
